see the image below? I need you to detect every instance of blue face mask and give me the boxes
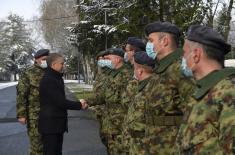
[40,60,47,68]
[181,57,193,77]
[97,60,106,67]
[97,59,113,69]
[146,42,157,59]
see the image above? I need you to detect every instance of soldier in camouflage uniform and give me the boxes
[121,51,157,155]
[89,51,108,121]
[121,37,146,115]
[117,38,147,154]
[88,50,112,146]
[16,49,49,155]
[124,37,146,66]
[102,48,132,154]
[143,21,194,154]
[176,25,235,154]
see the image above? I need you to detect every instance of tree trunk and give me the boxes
[76,0,80,83]
[86,56,91,84]
[82,54,88,84]
[206,0,220,27]
[224,0,233,41]
[159,0,164,21]
[14,72,17,81]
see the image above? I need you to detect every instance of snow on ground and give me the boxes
[64,80,93,92]
[0,80,93,90]
[64,80,85,84]
[0,82,18,90]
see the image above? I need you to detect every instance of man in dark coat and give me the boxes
[38,53,88,155]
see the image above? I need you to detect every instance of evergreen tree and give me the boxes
[0,14,34,80]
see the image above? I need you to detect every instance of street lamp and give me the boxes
[104,9,108,50]
[102,3,114,50]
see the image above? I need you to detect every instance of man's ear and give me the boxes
[138,68,143,76]
[193,47,202,64]
[162,35,169,47]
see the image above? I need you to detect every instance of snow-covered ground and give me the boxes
[0,80,92,90]
[0,82,18,90]
[64,80,85,84]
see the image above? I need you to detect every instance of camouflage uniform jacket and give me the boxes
[176,67,235,155]
[89,67,112,106]
[88,67,112,121]
[121,62,136,110]
[122,74,159,155]
[104,64,132,136]
[16,64,45,120]
[144,49,195,154]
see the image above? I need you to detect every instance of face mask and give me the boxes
[97,60,106,67]
[146,42,157,59]
[124,53,129,62]
[181,56,193,77]
[98,59,113,69]
[40,60,47,68]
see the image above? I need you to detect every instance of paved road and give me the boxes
[0,85,107,155]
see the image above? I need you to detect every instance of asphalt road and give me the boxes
[0,85,107,155]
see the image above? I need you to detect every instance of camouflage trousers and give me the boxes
[107,134,124,155]
[92,106,109,147]
[27,119,43,155]
[129,137,146,155]
[144,126,178,155]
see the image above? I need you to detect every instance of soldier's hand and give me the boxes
[80,99,88,110]
[18,117,26,125]
[82,102,88,110]
[79,99,88,104]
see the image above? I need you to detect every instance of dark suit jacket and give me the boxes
[38,67,82,134]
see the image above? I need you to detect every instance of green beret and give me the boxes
[134,51,155,68]
[34,49,49,59]
[107,48,125,58]
[145,21,181,38]
[186,25,231,54]
[127,37,146,51]
[96,50,108,60]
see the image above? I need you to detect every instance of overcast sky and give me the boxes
[0,0,40,20]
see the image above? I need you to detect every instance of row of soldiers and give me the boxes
[87,21,235,155]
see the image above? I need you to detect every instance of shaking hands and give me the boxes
[79,99,88,110]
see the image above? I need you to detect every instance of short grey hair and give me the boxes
[187,40,225,67]
[46,53,64,67]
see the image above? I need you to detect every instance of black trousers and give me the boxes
[41,133,64,155]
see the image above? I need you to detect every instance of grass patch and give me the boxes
[65,83,93,100]
[74,91,93,100]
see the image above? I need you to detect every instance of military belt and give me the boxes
[153,116,183,126]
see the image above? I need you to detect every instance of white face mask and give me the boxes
[146,42,157,59]
[40,60,47,68]
[180,50,194,77]
[124,52,129,62]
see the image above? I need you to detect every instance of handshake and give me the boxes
[79,99,89,110]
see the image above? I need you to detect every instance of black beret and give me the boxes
[96,50,109,60]
[145,21,180,38]
[127,37,146,51]
[107,48,125,58]
[186,25,231,54]
[34,49,49,59]
[134,51,155,68]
